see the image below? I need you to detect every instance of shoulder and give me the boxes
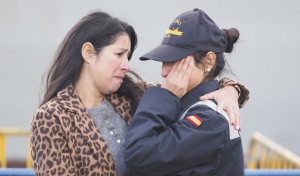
[186,103,218,118]
[31,98,65,136]
[145,81,161,88]
[185,103,228,128]
[32,97,65,123]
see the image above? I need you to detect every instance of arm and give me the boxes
[200,77,250,131]
[30,108,76,176]
[218,77,250,108]
[125,87,224,176]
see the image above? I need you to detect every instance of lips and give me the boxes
[115,75,124,81]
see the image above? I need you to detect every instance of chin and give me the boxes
[107,85,122,94]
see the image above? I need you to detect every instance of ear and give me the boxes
[81,42,96,64]
[203,51,216,71]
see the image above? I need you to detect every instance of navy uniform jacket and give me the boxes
[125,80,244,176]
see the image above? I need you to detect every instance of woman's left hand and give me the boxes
[200,86,241,131]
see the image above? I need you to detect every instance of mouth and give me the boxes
[115,75,124,82]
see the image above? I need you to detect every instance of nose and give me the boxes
[121,59,130,73]
[161,63,171,78]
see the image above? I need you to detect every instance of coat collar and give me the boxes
[55,85,133,174]
[56,85,110,167]
[56,84,132,125]
[56,84,85,113]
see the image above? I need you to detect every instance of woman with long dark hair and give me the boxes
[31,10,249,176]
[30,10,145,176]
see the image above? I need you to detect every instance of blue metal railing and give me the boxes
[0,169,300,176]
[0,169,34,176]
[245,169,300,176]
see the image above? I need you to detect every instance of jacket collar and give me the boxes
[56,85,121,173]
[56,84,132,124]
[56,84,85,112]
[180,80,219,111]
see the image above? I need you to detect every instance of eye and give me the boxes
[116,53,123,57]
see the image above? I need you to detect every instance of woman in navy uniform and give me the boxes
[125,8,245,176]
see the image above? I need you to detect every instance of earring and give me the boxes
[207,68,211,72]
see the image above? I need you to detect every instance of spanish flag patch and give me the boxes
[186,115,203,127]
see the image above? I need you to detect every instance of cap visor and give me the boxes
[140,44,196,62]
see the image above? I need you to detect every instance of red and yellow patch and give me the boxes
[186,115,203,127]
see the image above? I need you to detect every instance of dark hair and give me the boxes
[40,10,145,115]
[192,28,239,81]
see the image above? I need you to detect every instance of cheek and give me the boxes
[161,64,172,78]
[96,57,118,73]
[104,55,121,70]
[162,63,173,72]
[92,61,105,75]
[89,60,108,83]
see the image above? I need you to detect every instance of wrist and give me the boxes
[232,84,241,97]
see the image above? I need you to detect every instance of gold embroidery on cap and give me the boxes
[164,19,183,38]
[174,19,182,25]
[165,28,183,38]
[166,28,183,36]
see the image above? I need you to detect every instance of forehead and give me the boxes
[110,34,131,49]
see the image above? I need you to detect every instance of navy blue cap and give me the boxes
[140,8,228,62]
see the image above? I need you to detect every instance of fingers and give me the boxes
[202,87,241,131]
[178,56,192,82]
[168,60,180,78]
[225,106,236,127]
[200,92,216,101]
[216,99,240,131]
[216,101,224,114]
[162,57,193,99]
[234,106,241,131]
[182,58,193,83]
[173,57,188,79]
[169,57,192,84]
[228,100,241,131]
[226,105,241,131]
[223,106,242,132]
[165,58,185,85]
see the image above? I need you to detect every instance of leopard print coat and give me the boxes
[30,85,133,176]
[30,79,249,176]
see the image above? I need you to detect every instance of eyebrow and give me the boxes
[118,48,130,52]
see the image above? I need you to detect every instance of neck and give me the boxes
[187,70,205,93]
[75,71,104,109]
[187,64,214,93]
[187,79,202,93]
